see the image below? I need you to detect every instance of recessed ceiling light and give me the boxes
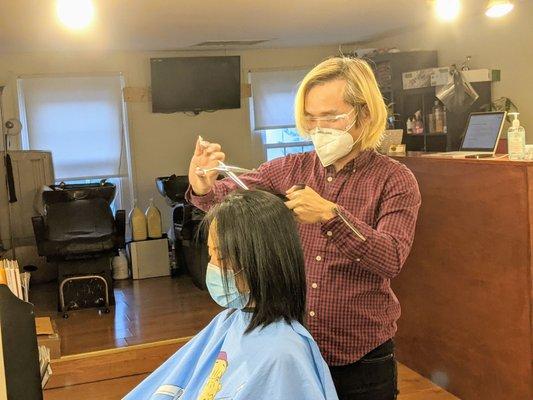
[435,0,461,21]
[485,0,514,18]
[57,0,95,30]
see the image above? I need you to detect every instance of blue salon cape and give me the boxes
[124,309,338,400]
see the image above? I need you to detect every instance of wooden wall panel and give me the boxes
[393,156,532,400]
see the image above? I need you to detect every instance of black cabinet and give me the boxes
[368,51,493,152]
[369,51,444,151]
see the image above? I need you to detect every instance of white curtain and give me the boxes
[18,75,126,181]
[249,68,309,131]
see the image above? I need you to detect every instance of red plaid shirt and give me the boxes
[187,149,421,365]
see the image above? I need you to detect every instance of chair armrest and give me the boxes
[114,209,126,248]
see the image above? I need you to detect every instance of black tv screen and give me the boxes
[150,56,241,113]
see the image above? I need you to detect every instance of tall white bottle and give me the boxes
[129,199,147,241]
[508,112,526,161]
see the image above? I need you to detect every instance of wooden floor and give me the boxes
[31,275,222,355]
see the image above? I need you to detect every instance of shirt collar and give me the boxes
[321,149,375,174]
[354,149,374,169]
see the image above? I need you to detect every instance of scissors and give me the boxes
[200,161,306,197]
[200,161,252,190]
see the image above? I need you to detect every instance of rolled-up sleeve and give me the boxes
[321,165,421,279]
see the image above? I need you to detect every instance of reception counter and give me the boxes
[393,154,532,400]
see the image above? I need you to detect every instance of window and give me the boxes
[263,128,313,161]
[249,68,313,161]
[17,74,133,211]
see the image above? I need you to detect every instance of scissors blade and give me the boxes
[215,161,249,190]
[224,165,253,174]
[225,169,249,190]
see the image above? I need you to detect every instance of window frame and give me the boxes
[260,127,313,161]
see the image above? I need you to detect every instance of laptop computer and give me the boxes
[425,111,506,158]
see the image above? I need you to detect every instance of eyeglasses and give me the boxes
[303,108,356,130]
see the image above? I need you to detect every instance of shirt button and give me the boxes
[356,258,361,262]
[326,231,333,237]
[309,311,316,317]
[327,176,333,182]
[311,283,318,289]
[315,255,322,261]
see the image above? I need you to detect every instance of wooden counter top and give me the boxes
[394,151,533,166]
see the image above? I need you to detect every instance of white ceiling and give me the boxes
[0,0,487,53]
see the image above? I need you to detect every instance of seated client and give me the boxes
[124,190,338,400]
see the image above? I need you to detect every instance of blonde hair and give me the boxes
[294,57,387,151]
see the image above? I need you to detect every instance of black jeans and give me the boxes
[329,339,398,400]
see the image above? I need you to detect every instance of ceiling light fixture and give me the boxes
[435,0,461,21]
[485,0,514,18]
[57,0,95,30]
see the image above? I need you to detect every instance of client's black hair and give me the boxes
[202,189,306,333]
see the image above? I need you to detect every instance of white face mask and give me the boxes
[308,119,358,167]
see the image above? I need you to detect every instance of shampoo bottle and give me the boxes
[129,199,147,241]
[146,198,163,239]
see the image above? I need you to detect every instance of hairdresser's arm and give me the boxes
[321,166,421,279]
[186,137,280,212]
[285,165,420,279]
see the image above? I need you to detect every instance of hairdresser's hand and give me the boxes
[188,136,226,196]
[285,185,336,224]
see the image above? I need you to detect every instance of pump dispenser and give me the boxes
[508,112,526,160]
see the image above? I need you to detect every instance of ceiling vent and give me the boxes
[191,39,270,47]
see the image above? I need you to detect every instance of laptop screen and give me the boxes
[461,112,505,151]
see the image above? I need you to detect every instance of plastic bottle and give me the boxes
[146,198,163,239]
[433,101,444,133]
[406,117,414,134]
[129,199,147,241]
[508,113,526,161]
[112,249,129,280]
[414,110,424,134]
[428,113,435,134]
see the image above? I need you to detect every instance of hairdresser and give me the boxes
[186,56,421,400]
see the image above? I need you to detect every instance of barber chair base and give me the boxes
[57,257,115,318]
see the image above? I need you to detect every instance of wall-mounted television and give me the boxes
[150,56,241,114]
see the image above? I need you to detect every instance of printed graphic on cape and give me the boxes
[152,384,184,399]
[197,351,229,400]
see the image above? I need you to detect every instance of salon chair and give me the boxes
[32,181,125,318]
[176,204,208,290]
[156,175,208,289]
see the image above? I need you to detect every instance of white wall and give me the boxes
[3,3,530,234]
[362,2,533,141]
[0,46,338,230]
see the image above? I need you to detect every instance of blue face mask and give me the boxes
[205,263,250,309]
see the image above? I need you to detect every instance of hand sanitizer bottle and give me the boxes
[508,112,526,160]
